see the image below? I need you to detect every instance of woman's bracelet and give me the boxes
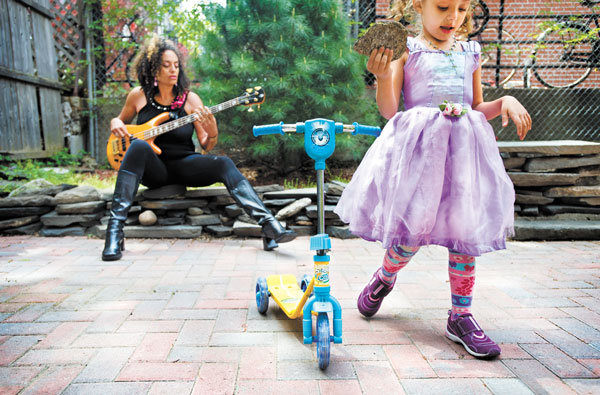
[208,136,217,140]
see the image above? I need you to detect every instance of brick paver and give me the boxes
[0,235,599,394]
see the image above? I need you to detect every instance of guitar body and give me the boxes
[105,87,265,170]
[106,112,170,171]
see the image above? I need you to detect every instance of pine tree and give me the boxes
[193,0,381,173]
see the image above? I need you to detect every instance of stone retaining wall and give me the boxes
[1,141,599,241]
[500,141,600,240]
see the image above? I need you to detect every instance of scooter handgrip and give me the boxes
[253,122,285,137]
[352,122,381,137]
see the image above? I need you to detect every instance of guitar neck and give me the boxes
[145,97,244,139]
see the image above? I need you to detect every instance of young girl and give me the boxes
[335,0,531,359]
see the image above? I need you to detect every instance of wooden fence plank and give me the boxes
[31,11,58,80]
[0,0,13,69]
[16,82,42,153]
[39,87,63,153]
[0,79,23,153]
[8,0,34,75]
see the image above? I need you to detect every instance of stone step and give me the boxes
[88,224,203,238]
[512,219,600,241]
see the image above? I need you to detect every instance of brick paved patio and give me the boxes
[0,236,599,394]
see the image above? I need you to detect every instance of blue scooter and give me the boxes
[253,119,380,369]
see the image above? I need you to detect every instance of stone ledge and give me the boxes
[89,224,203,239]
[498,140,600,155]
[512,219,600,241]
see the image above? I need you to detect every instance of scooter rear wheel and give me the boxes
[300,274,312,294]
[256,277,269,314]
[316,313,330,370]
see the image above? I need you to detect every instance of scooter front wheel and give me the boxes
[316,312,330,370]
[256,277,269,314]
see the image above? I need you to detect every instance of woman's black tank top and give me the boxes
[136,93,195,160]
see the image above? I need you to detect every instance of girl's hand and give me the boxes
[194,105,218,151]
[110,118,130,139]
[501,96,532,140]
[367,47,394,80]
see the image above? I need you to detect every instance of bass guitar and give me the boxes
[106,86,265,170]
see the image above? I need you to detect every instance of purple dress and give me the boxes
[335,37,515,256]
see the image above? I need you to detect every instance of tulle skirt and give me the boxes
[334,107,515,256]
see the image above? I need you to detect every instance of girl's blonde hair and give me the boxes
[389,0,477,39]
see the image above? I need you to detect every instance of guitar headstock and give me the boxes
[240,86,265,107]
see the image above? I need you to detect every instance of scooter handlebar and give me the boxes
[253,121,381,137]
[253,122,285,136]
[351,122,381,137]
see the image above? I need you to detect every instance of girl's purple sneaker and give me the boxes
[357,269,395,317]
[445,311,501,359]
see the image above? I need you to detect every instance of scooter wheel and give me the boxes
[300,274,312,294]
[316,312,330,370]
[256,277,269,314]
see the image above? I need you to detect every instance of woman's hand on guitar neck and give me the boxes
[194,105,219,152]
[110,118,131,139]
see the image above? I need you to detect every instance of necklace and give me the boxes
[421,34,457,52]
[149,96,172,112]
[420,34,458,72]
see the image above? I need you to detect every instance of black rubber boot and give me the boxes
[102,169,140,261]
[230,179,297,251]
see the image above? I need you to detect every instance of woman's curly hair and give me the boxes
[389,0,478,39]
[132,35,190,99]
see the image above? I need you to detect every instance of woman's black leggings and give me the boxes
[119,139,245,189]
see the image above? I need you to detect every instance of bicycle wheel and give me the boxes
[469,1,490,38]
[479,28,522,87]
[531,22,592,88]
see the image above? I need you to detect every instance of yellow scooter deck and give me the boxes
[267,274,314,319]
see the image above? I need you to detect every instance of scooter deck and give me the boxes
[267,274,314,319]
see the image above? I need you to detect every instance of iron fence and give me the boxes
[345,0,600,142]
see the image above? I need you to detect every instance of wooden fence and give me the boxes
[0,0,63,159]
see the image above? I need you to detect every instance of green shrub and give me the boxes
[192,0,383,175]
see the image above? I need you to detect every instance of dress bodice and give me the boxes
[402,37,481,110]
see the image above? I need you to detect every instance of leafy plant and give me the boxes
[0,150,116,194]
[50,148,86,167]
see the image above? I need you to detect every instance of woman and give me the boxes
[103,35,296,261]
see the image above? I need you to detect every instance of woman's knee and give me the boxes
[214,156,244,185]
[120,140,155,175]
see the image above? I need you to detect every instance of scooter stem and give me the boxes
[316,169,325,236]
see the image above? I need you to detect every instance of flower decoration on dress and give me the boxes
[439,100,467,118]
[171,91,187,109]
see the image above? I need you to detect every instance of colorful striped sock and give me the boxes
[379,245,420,284]
[448,249,476,316]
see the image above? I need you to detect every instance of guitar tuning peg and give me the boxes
[246,88,252,93]
[255,86,261,90]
